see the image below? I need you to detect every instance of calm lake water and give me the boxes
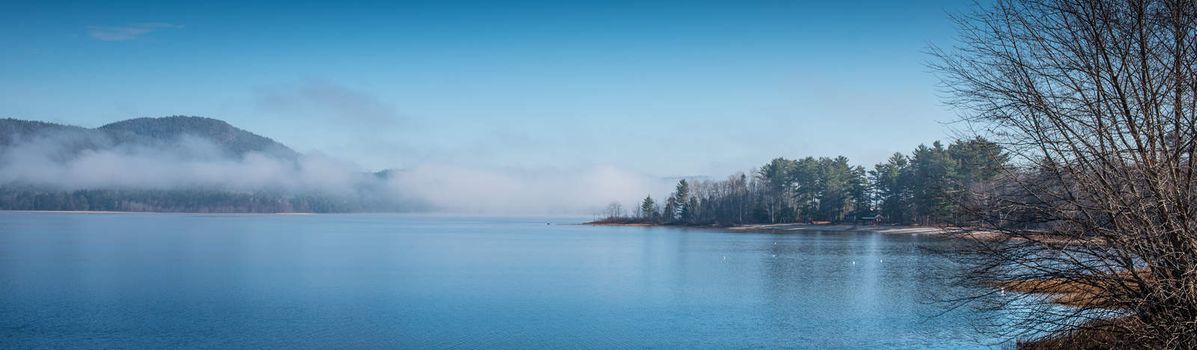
[0,213,1006,349]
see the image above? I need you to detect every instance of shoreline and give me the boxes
[0,210,126,214]
[587,222,950,235]
[0,210,319,215]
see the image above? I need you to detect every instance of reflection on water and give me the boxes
[0,213,1004,349]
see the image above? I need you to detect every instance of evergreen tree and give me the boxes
[663,194,678,223]
[671,179,690,222]
[759,158,796,223]
[947,137,1007,185]
[871,152,912,224]
[639,195,658,223]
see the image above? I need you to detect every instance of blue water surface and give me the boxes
[0,213,1004,349]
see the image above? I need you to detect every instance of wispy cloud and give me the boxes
[251,80,412,167]
[87,22,182,41]
[252,81,404,127]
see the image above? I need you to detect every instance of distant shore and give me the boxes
[586,221,949,235]
[0,210,125,214]
[730,223,947,235]
[0,210,318,215]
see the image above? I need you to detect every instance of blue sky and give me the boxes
[1,0,974,177]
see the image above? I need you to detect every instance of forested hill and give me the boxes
[99,117,299,158]
[0,116,298,159]
[0,116,416,213]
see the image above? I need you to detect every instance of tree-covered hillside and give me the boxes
[0,116,297,159]
[0,116,414,213]
[98,116,298,158]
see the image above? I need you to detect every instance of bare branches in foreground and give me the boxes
[934,0,1197,348]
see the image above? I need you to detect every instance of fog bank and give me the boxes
[385,164,673,215]
[0,129,671,215]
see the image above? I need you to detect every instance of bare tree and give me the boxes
[933,0,1197,348]
[604,201,624,220]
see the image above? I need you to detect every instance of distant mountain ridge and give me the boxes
[0,116,298,159]
[0,116,418,213]
[0,119,88,147]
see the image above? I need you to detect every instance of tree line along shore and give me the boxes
[592,136,1007,229]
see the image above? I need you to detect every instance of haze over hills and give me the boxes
[0,116,418,212]
[0,116,668,214]
[0,116,299,159]
[99,117,301,159]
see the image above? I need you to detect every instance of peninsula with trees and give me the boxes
[593,136,1007,229]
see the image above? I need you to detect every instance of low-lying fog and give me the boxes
[0,130,673,215]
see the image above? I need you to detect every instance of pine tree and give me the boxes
[671,179,690,222]
[639,195,658,223]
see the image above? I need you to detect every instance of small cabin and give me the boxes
[857,215,883,225]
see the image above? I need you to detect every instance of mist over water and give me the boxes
[386,164,671,215]
[2,135,352,194]
[0,127,671,214]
